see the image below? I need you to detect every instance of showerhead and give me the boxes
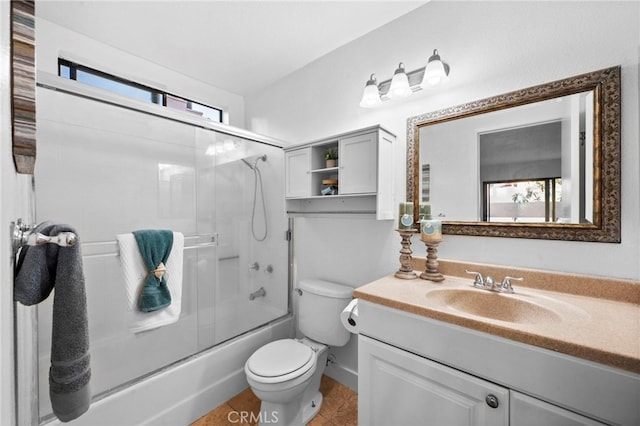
[241,154,267,170]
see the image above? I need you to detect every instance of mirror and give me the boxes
[407,67,620,242]
[11,0,37,174]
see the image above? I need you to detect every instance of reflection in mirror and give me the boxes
[420,91,593,224]
[407,67,621,242]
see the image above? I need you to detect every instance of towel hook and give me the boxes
[11,218,77,254]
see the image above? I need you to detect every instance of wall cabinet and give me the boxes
[284,148,311,198]
[338,132,378,194]
[357,301,638,426]
[284,125,394,219]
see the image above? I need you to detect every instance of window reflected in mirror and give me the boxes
[484,178,562,223]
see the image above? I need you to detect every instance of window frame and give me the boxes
[482,177,562,223]
[58,59,222,122]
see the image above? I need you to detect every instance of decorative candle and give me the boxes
[420,219,442,243]
[398,202,414,229]
[419,203,431,221]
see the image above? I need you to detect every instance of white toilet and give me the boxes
[244,279,353,425]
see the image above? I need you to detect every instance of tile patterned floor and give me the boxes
[191,375,357,426]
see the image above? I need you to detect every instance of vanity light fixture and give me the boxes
[359,49,450,108]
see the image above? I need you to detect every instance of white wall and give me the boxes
[246,1,640,281]
[36,18,246,128]
[245,0,640,388]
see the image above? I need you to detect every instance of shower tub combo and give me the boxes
[16,75,292,425]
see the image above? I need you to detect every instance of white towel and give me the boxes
[116,232,184,333]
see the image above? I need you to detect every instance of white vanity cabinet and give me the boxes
[359,335,509,426]
[284,125,394,219]
[357,301,639,426]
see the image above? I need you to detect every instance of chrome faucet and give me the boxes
[465,270,523,294]
[249,286,266,300]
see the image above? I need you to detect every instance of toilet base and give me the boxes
[250,339,329,425]
[302,391,323,425]
[257,390,323,426]
[258,398,302,426]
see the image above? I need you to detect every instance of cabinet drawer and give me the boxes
[510,391,607,426]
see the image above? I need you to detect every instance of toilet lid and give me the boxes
[247,339,313,378]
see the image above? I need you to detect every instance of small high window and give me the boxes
[58,59,222,123]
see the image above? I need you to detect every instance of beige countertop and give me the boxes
[354,266,640,374]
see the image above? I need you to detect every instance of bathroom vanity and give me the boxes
[354,264,640,426]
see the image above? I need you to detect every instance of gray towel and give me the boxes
[14,222,91,422]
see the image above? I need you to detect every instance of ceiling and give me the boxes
[37,1,427,96]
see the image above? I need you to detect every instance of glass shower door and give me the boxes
[209,133,288,345]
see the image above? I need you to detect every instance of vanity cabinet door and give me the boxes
[359,335,509,426]
[284,148,311,198]
[338,132,377,194]
[510,391,607,426]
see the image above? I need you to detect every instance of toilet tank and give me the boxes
[297,279,353,347]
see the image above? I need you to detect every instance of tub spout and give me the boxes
[249,286,266,301]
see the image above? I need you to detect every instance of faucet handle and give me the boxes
[465,270,484,288]
[499,276,523,293]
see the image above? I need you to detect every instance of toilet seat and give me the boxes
[246,339,315,384]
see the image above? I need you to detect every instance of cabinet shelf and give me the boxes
[311,166,339,173]
[287,193,371,200]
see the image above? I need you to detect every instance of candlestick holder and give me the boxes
[395,229,418,279]
[420,240,444,282]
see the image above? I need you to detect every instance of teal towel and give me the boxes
[133,230,173,312]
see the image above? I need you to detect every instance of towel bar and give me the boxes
[11,218,77,254]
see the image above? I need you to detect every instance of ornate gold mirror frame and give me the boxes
[406,66,621,242]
